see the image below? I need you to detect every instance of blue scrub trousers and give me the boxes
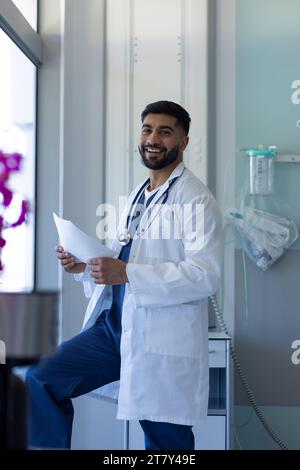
[26,318,194,450]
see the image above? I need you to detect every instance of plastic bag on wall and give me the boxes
[225,207,299,271]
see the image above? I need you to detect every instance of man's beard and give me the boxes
[138,145,180,170]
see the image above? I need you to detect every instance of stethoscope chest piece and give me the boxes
[118,232,131,246]
[118,175,179,247]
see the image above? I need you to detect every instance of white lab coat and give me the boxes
[75,162,223,425]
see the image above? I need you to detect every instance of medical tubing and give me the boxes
[209,294,289,450]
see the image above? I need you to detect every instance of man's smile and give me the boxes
[143,146,166,156]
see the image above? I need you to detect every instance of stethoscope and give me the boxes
[118,176,178,246]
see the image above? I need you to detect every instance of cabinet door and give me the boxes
[72,397,124,450]
[209,340,226,367]
[128,420,145,450]
[194,416,226,450]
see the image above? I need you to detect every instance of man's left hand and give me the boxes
[88,258,128,284]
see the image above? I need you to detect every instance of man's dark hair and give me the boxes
[141,101,191,135]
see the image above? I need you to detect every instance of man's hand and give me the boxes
[88,258,128,285]
[55,245,86,274]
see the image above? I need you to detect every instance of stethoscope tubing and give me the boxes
[119,176,178,245]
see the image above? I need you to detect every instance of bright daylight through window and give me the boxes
[0,26,36,291]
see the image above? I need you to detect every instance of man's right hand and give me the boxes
[55,245,86,274]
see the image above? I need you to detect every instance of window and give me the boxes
[11,0,38,30]
[0,26,36,291]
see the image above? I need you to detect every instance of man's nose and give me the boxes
[146,130,161,145]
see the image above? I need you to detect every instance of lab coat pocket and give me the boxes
[144,304,201,358]
[140,237,183,263]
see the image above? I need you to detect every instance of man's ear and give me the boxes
[180,135,189,152]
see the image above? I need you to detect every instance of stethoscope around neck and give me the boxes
[118,176,178,246]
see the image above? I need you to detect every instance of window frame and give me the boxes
[0,0,42,290]
[0,0,42,66]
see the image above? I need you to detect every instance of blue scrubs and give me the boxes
[26,190,194,450]
[100,240,132,350]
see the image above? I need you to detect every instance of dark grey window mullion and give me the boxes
[0,0,42,66]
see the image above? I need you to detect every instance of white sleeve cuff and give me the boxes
[74,265,94,298]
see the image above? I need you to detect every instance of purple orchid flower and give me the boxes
[0,151,30,271]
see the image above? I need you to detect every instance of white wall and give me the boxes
[215,0,236,448]
[215,1,236,339]
[62,0,124,449]
[105,0,209,211]
[38,0,124,449]
[36,0,62,291]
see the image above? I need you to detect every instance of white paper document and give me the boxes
[53,213,116,262]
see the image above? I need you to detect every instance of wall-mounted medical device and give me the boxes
[226,207,298,271]
[246,146,277,195]
[245,145,300,196]
[226,145,300,270]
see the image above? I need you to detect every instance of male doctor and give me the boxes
[27,101,223,450]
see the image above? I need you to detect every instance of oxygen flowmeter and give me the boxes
[246,145,277,195]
